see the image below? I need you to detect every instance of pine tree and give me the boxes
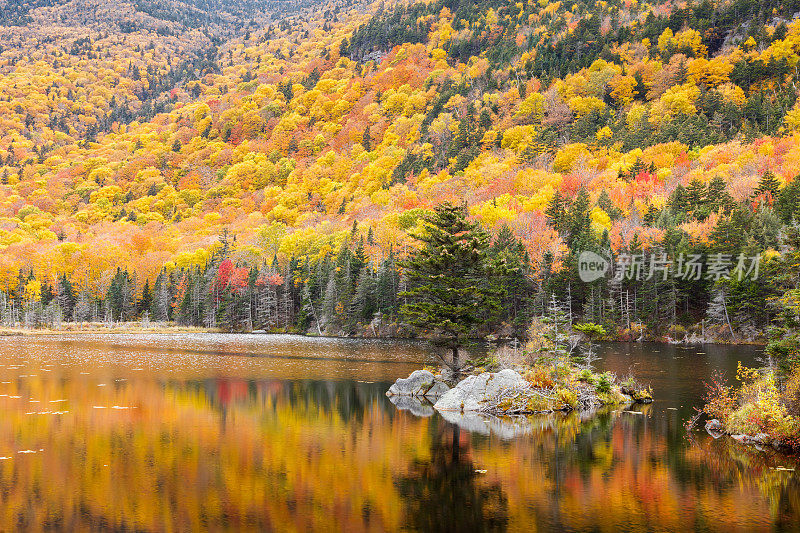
[776,177,800,223]
[400,202,501,370]
[753,170,781,200]
[490,224,533,337]
[322,272,339,334]
[350,266,377,330]
[376,250,399,317]
[138,279,153,317]
[566,187,591,249]
[545,190,568,235]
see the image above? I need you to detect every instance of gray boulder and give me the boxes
[386,370,435,396]
[387,369,452,399]
[434,369,527,412]
[424,381,450,399]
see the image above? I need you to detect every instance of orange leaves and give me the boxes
[256,272,284,287]
[558,174,584,196]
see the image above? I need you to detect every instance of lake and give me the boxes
[0,334,797,531]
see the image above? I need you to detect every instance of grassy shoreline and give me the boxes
[0,323,769,346]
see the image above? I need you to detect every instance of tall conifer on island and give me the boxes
[400,202,500,372]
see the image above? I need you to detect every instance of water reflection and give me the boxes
[396,424,509,532]
[0,335,796,530]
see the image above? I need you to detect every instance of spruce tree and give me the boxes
[753,170,781,200]
[400,202,500,371]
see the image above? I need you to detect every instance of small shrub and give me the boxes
[702,370,736,420]
[526,394,555,412]
[526,366,555,388]
[596,372,614,394]
[556,388,578,408]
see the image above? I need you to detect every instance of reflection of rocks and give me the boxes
[386,370,450,400]
[437,410,535,439]
[434,369,527,411]
[437,410,491,435]
[705,418,724,438]
[388,395,435,417]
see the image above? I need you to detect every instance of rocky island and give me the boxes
[387,363,653,417]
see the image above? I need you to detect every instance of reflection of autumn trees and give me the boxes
[683,436,800,526]
[396,424,509,532]
[0,365,796,530]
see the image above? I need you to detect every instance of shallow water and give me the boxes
[0,334,797,531]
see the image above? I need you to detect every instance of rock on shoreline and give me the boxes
[705,419,784,450]
[385,370,450,400]
[433,369,528,411]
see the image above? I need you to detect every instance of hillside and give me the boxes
[1,0,800,340]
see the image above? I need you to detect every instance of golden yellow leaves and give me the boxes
[649,83,700,125]
[501,125,540,153]
[567,96,606,117]
[609,74,637,107]
[514,93,545,121]
[784,102,800,132]
[687,58,733,88]
[553,143,591,173]
[658,28,707,58]
[590,207,611,232]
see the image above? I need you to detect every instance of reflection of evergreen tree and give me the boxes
[396,423,508,532]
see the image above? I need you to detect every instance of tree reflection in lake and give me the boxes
[396,423,508,532]
[0,335,796,530]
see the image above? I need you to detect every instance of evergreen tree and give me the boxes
[376,249,399,316]
[776,176,800,223]
[400,203,501,370]
[753,170,781,200]
[138,278,153,316]
[545,190,568,235]
[565,187,591,249]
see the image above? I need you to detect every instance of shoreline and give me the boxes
[0,324,768,346]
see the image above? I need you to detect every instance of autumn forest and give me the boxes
[1,0,800,347]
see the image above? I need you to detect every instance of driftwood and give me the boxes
[478,383,565,415]
[475,380,607,415]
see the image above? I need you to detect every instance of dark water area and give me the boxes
[0,334,797,531]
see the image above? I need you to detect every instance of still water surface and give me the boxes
[0,334,797,531]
